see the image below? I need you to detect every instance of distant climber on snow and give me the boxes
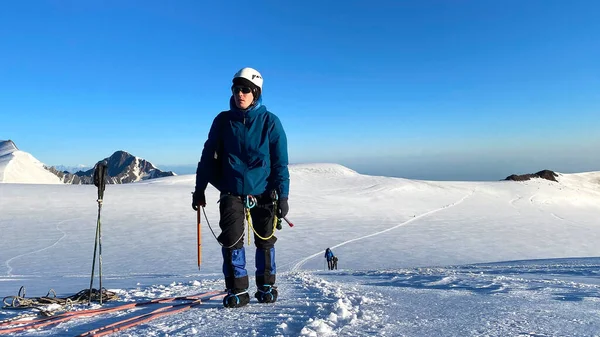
[324,248,336,270]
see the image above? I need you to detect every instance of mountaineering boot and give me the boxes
[255,285,278,304]
[223,289,250,308]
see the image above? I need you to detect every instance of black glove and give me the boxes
[192,191,206,211]
[277,198,289,218]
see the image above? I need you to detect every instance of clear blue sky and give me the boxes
[1,0,599,180]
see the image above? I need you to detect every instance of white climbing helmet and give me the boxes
[232,67,263,90]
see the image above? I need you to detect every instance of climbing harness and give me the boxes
[203,192,282,247]
[244,194,278,244]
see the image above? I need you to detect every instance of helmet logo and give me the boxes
[252,74,262,80]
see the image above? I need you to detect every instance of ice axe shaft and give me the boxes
[196,207,202,270]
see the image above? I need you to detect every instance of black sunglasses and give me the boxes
[232,86,252,94]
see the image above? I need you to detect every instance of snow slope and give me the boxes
[0,141,62,184]
[0,164,599,336]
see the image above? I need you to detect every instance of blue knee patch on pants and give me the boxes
[223,247,248,279]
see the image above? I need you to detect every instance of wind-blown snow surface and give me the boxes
[0,141,62,184]
[1,164,599,336]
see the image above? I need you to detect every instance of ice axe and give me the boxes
[196,206,202,271]
[278,216,294,229]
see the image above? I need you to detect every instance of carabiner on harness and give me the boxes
[244,195,257,209]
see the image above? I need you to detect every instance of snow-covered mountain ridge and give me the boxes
[0,140,175,184]
[0,140,63,184]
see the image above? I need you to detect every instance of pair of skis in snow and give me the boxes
[0,289,226,336]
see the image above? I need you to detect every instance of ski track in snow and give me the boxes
[517,192,585,229]
[548,212,588,231]
[289,190,475,272]
[4,217,82,276]
[508,195,522,209]
[529,193,537,205]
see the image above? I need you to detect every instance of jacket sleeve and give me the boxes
[195,113,223,192]
[267,113,290,199]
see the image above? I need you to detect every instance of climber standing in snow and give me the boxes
[192,67,290,308]
[325,248,335,270]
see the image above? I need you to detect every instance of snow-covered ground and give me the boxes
[1,164,599,336]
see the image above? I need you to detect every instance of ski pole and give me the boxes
[88,209,100,305]
[89,161,107,305]
[196,206,202,270]
[98,210,103,306]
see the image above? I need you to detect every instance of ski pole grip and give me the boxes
[94,161,108,200]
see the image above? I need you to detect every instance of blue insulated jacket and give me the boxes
[325,249,334,260]
[195,97,290,199]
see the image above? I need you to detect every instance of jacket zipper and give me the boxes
[242,115,247,195]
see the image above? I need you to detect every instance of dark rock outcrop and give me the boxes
[45,166,90,184]
[505,170,558,182]
[48,150,176,184]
